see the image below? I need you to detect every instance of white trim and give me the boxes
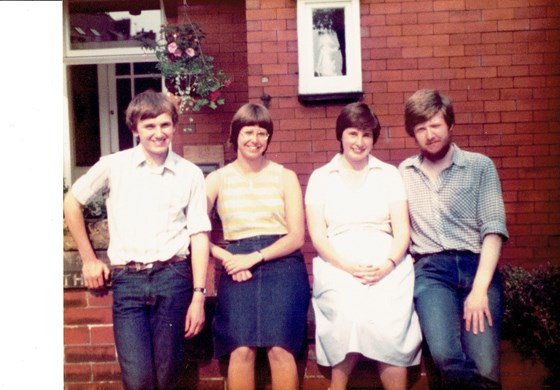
[297,0,362,96]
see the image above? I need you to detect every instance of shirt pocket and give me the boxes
[448,185,478,221]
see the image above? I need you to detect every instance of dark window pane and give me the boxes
[135,77,162,94]
[116,63,130,75]
[134,62,159,75]
[117,79,133,151]
[70,65,101,166]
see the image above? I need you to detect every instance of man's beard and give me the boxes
[421,139,452,162]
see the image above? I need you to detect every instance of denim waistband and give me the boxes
[112,255,188,271]
[414,250,477,262]
[227,234,284,245]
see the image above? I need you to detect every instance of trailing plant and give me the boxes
[140,22,231,113]
[501,263,560,384]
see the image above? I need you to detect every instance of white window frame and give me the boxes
[297,0,362,97]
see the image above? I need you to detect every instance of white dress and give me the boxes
[305,154,422,367]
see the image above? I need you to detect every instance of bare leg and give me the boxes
[330,353,361,390]
[228,346,257,390]
[267,346,298,390]
[377,361,407,390]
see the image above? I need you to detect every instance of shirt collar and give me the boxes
[132,144,177,174]
[325,153,384,173]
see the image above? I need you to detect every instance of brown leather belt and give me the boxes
[112,255,186,271]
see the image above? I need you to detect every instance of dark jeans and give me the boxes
[111,261,193,390]
[414,251,503,389]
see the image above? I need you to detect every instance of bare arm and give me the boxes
[184,231,209,338]
[63,192,110,289]
[386,200,411,262]
[464,233,503,334]
[221,168,306,275]
[205,170,252,282]
[257,168,305,260]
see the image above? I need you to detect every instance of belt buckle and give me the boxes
[132,262,154,271]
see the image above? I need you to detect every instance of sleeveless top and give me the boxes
[216,161,289,241]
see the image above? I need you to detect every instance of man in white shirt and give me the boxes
[64,90,211,389]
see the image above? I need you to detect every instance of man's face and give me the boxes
[412,112,453,162]
[132,113,175,165]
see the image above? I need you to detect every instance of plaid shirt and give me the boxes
[398,144,508,257]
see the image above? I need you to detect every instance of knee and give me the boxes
[267,346,295,365]
[230,346,257,364]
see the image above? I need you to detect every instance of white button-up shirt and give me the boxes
[71,145,211,265]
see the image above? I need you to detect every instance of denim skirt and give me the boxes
[212,235,310,358]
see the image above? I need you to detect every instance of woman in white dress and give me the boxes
[315,28,343,77]
[305,102,422,390]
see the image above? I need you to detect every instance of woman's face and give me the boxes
[236,125,270,159]
[341,127,373,163]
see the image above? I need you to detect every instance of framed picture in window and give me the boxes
[297,0,362,103]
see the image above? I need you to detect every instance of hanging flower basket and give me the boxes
[140,23,231,113]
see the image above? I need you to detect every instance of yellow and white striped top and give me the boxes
[216,161,288,241]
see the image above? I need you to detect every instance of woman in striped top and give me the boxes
[206,103,310,390]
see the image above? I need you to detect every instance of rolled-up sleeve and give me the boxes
[185,168,212,235]
[71,156,110,205]
[477,158,509,242]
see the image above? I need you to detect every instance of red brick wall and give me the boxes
[245,0,559,268]
[64,0,560,388]
[172,0,560,268]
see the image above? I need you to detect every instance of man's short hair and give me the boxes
[404,89,455,137]
[125,90,179,132]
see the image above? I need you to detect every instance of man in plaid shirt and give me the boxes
[399,89,508,389]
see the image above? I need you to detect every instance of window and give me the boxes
[297,0,362,102]
[64,0,164,180]
[69,62,162,167]
[64,0,162,59]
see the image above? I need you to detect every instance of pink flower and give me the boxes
[186,48,196,57]
[224,80,232,87]
[174,49,182,57]
[167,42,178,54]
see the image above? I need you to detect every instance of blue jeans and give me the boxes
[414,251,503,389]
[111,261,193,390]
